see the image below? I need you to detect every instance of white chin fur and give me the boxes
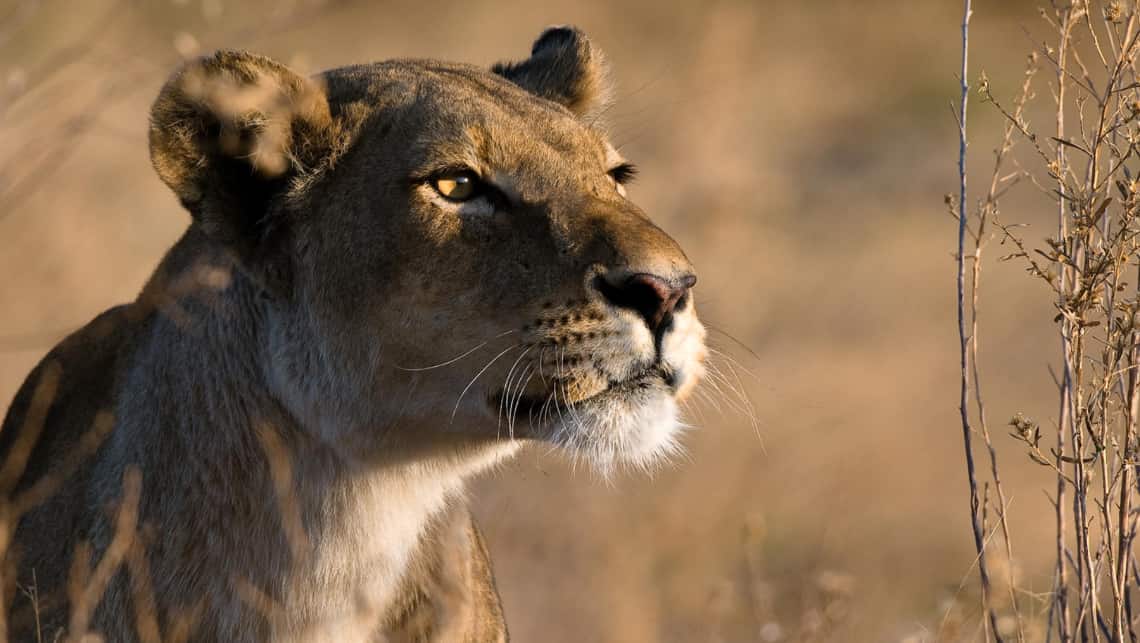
[550,393,684,478]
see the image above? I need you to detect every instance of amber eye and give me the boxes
[608,162,638,185]
[432,172,480,202]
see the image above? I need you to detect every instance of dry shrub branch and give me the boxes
[957,1,1140,639]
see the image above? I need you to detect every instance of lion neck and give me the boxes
[110,228,514,635]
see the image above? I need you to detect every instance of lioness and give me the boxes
[1,26,705,641]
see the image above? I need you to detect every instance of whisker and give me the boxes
[450,344,521,423]
[498,346,533,436]
[699,362,734,405]
[689,387,720,418]
[680,396,707,429]
[704,356,762,438]
[557,346,585,427]
[509,366,536,439]
[705,346,762,383]
[395,329,516,371]
[722,360,761,437]
[539,385,572,463]
[550,379,571,436]
[702,360,758,431]
[704,323,763,365]
[504,358,532,440]
[704,362,753,417]
[538,383,559,428]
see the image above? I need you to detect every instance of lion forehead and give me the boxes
[320,61,610,175]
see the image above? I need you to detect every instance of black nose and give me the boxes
[596,272,696,335]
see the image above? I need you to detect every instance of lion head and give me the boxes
[148,27,706,474]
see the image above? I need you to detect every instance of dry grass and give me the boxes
[0,0,1087,640]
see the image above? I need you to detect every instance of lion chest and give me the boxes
[272,471,462,642]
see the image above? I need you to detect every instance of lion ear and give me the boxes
[149,50,336,279]
[492,26,611,118]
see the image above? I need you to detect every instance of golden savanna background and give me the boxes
[0,0,1069,640]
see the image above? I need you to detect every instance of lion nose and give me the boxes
[596,272,696,335]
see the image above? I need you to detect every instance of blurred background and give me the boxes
[0,0,1073,640]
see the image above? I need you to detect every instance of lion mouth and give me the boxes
[489,364,673,423]
[598,364,675,396]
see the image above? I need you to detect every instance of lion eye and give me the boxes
[608,162,638,185]
[608,162,637,197]
[432,172,480,201]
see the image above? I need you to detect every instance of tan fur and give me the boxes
[0,27,704,641]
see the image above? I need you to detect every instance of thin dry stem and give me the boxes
[955,1,1005,639]
[967,2,1140,640]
